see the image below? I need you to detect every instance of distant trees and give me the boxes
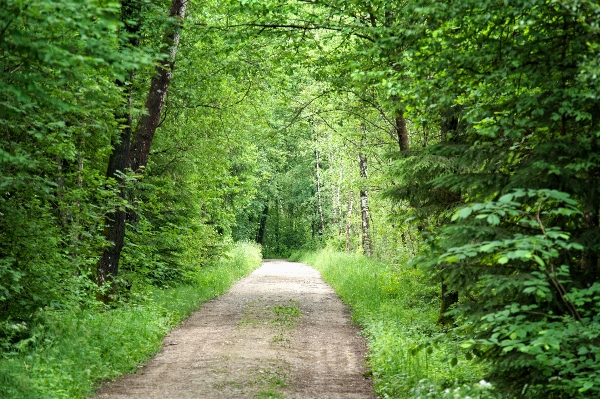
[230,0,600,396]
[3,0,600,396]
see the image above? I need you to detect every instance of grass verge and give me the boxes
[0,241,262,399]
[293,249,497,399]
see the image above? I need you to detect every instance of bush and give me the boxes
[429,190,600,398]
[296,250,489,398]
[0,242,262,399]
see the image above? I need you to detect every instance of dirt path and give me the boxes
[94,260,376,399]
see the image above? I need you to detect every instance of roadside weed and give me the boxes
[0,242,262,399]
[256,389,286,399]
[297,249,489,398]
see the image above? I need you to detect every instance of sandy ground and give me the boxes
[94,260,376,399]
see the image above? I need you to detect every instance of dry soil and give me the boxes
[94,259,376,399]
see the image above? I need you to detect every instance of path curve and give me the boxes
[95,260,375,399]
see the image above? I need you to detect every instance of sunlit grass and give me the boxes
[0,242,262,399]
[293,249,492,398]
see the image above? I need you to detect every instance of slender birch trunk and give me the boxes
[345,191,354,252]
[315,150,325,234]
[358,153,372,256]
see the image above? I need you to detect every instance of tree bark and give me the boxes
[128,0,187,173]
[358,153,372,256]
[333,167,342,225]
[256,204,269,245]
[97,0,187,298]
[345,191,354,252]
[395,113,409,152]
[392,95,409,152]
[96,0,141,297]
[438,107,461,324]
[439,278,459,325]
[315,150,325,235]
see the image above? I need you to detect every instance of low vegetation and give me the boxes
[294,250,497,399]
[0,242,262,399]
[2,1,599,398]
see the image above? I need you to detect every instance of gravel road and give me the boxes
[94,259,376,399]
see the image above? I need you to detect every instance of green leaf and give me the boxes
[579,381,594,392]
[533,255,545,267]
[453,206,473,220]
[498,193,514,203]
[487,214,500,225]
[512,250,532,259]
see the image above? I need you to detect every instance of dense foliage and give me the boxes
[0,242,261,399]
[295,250,495,399]
[1,0,599,397]
[398,2,600,397]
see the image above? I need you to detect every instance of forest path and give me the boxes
[94,260,375,399]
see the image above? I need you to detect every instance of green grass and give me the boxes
[293,249,495,399]
[0,242,262,399]
[272,300,301,328]
[256,390,286,399]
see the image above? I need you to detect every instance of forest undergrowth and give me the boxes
[293,250,499,399]
[0,242,262,399]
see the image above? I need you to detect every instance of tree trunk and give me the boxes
[437,107,461,324]
[391,95,410,152]
[358,153,372,256]
[439,279,459,325]
[345,191,354,252]
[395,113,409,152]
[128,0,187,173]
[96,0,141,298]
[97,0,187,298]
[98,73,136,280]
[315,150,325,235]
[333,167,342,225]
[275,199,281,254]
[256,204,269,245]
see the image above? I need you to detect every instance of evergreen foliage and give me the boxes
[392,2,600,396]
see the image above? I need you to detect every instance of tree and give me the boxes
[97,0,188,296]
[0,0,143,318]
[96,0,145,298]
[399,0,600,396]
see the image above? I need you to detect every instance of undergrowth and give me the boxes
[0,241,262,399]
[292,249,498,399]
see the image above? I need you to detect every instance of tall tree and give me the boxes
[358,151,372,256]
[400,1,600,396]
[97,0,188,295]
[96,0,144,295]
[128,0,187,172]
